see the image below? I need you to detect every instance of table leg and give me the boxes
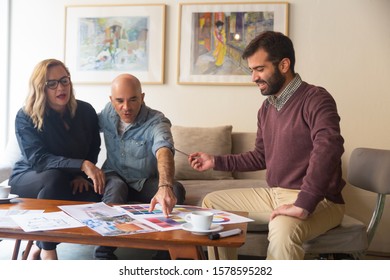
[213,246,220,260]
[12,240,21,260]
[22,240,34,260]
[168,246,207,260]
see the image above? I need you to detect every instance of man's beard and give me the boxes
[256,68,286,96]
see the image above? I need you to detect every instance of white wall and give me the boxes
[0,0,10,149]
[4,0,390,253]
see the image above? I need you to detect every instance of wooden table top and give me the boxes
[0,198,248,251]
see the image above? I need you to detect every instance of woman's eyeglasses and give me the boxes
[45,76,71,89]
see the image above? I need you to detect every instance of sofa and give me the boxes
[0,125,269,258]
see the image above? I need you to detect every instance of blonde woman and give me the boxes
[9,59,105,260]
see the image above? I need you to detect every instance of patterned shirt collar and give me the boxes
[267,74,302,111]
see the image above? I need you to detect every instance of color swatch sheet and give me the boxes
[116,204,253,231]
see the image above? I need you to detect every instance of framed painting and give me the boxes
[178,2,289,85]
[64,4,165,84]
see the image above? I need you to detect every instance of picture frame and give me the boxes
[64,4,166,85]
[178,2,289,85]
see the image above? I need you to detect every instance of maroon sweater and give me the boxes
[214,82,345,213]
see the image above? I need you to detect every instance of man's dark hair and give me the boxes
[242,31,295,73]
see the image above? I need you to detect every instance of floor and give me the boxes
[0,239,157,260]
[0,239,264,260]
[1,239,388,260]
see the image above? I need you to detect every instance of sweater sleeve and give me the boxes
[294,88,345,213]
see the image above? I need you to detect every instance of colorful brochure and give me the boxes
[59,202,156,236]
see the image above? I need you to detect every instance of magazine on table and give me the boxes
[59,202,156,236]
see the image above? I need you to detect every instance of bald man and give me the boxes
[96,74,185,260]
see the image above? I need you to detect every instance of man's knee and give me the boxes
[268,216,304,245]
[103,176,129,204]
[266,216,306,260]
[202,192,217,208]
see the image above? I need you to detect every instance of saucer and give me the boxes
[181,223,223,235]
[0,194,19,204]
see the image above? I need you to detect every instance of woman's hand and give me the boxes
[81,160,105,194]
[71,176,90,194]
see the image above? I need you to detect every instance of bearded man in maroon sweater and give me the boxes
[189,31,345,260]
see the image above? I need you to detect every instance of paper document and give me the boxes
[0,209,44,228]
[10,211,85,232]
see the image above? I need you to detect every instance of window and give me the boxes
[0,0,10,149]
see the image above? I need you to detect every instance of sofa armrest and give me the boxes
[0,166,12,185]
[0,132,22,184]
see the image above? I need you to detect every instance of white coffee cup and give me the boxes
[0,185,11,198]
[185,211,214,230]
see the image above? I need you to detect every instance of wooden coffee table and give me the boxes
[0,198,248,260]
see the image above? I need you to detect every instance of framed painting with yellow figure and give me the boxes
[177,2,289,85]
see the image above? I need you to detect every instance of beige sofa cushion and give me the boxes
[172,125,234,180]
[231,132,267,180]
[180,179,268,206]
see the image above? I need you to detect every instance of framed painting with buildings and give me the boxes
[64,4,166,84]
[177,2,289,85]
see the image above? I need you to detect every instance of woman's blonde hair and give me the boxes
[24,59,77,130]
